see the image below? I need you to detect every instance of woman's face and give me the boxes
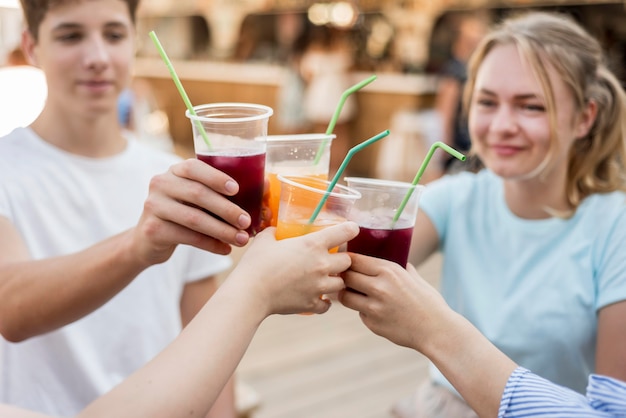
[468,43,583,181]
[24,0,134,118]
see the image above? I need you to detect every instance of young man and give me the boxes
[0,1,245,416]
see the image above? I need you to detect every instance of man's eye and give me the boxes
[106,32,126,42]
[58,33,81,42]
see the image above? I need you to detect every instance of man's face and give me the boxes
[24,0,135,118]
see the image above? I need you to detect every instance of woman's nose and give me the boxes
[490,105,518,135]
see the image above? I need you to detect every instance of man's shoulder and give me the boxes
[0,128,33,161]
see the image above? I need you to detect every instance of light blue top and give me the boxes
[420,170,626,394]
[499,367,626,417]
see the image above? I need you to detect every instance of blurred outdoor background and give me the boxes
[2,0,625,180]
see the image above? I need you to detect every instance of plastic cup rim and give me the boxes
[344,177,426,191]
[185,102,274,123]
[266,133,336,142]
[277,175,362,200]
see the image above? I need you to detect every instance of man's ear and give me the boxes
[21,29,39,67]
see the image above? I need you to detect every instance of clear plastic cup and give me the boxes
[186,103,273,236]
[265,133,335,226]
[275,175,361,250]
[344,177,424,268]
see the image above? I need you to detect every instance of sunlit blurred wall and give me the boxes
[0,2,22,65]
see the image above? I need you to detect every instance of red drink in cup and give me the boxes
[186,103,273,236]
[345,177,424,268]
[197,151,266,235]
[347,221,414,268]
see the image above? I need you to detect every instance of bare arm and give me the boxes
[0,159,251,342]
[76,222,359,418]
[409,211,440,266]
[0,220,146,342]
[0,404,49,418]
[595,300,626,381]
[340,256,516,417]
[180,278,237,418]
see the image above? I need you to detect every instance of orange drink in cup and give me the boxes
[266,134,334,227]
[275,175,361,251]
[276,175,360,313]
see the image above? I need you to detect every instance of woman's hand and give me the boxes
[230,222,360,316]
[339,253,450,352]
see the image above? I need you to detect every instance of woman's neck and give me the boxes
[31,105,126,158]
[502,168,570,219]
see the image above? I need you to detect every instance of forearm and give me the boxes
[180,279,237,418]
[0,229,148,342]
[0,404,49,418]
[77,273,265,418]
[420,311,517,417]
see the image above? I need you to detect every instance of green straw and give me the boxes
[312,74,378,165]
[391,141,465,226]
[308,129,390,224]
[148,31,212,150]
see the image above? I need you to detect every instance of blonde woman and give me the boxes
[370,11,626,418]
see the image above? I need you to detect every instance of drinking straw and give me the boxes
[312,74,378,165]
[148,31,212,150]
[308,129,390,224]
[391,141,465,226]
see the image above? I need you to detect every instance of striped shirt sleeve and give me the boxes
[498,367,626,417]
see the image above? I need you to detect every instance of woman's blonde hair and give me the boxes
[464,11,626,210]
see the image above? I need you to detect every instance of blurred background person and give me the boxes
[300,25,356,176]
[274,13,309,135]
[434,11,489,172]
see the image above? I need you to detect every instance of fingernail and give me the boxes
[238,213,251,228]
[225,180,238,195]
[235,232,249,245]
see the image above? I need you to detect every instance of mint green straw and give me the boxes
[312,74,377,165]
[308,130,390,224]
[148,31,212,150]
[391,141,465,226]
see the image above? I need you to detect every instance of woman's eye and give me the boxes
[522,103,545,112]
[476,98,496,107]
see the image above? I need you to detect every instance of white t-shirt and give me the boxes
[420,170,626,395]
[0,127,232,416]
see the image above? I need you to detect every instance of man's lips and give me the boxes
[77,80,114,92]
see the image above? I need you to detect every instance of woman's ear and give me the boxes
[21,29,39,67]
[575,99,598,139]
